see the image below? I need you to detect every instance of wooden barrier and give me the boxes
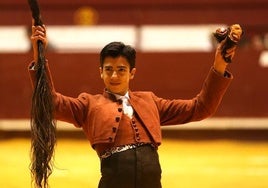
[0,51,267,118]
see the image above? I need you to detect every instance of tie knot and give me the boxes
[119,96,128,102]
[119,96,133,118]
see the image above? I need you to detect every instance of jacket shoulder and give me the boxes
[131,91,155,97]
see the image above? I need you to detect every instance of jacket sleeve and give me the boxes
[154,67,233,125]
[28,61,88,128]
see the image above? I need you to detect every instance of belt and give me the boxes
[99,143,154,159]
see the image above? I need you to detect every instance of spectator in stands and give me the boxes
[29,24,239,188]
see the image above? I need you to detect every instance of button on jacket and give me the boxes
[29,62,233,149]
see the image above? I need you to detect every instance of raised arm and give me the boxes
[30,22,48,63]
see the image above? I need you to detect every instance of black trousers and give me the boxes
[98,145,162,188]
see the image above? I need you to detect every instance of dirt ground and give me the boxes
[1,138,268,188]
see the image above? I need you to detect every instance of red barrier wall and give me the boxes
[0,0,267,118]
[0,51,267,118]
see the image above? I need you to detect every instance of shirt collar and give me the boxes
[114,92,130,100]
[104,89,130,100]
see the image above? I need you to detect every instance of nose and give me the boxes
[111,71,118,78]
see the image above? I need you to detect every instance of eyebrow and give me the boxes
[117,66,127,69]
[103,65,128,69]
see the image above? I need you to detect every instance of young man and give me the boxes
[30,25,238,188]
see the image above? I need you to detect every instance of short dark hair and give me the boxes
[100,41,136,70]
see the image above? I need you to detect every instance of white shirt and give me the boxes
[114,92,133,118]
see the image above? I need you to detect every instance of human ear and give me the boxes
[99,67,103,79]
[130,68,136,79]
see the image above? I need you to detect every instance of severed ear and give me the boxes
[213,24,243,63]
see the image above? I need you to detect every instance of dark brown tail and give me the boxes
[28,0,56,187]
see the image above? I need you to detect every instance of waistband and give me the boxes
[99,143,155,159]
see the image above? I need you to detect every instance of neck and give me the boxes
[105,89,128,96]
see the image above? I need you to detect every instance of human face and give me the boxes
[99,56,136,95]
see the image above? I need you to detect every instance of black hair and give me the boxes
[100,41,136,70]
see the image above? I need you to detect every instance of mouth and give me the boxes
[110,82,120,86]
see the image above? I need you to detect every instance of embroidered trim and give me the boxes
[100,143,152,159]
